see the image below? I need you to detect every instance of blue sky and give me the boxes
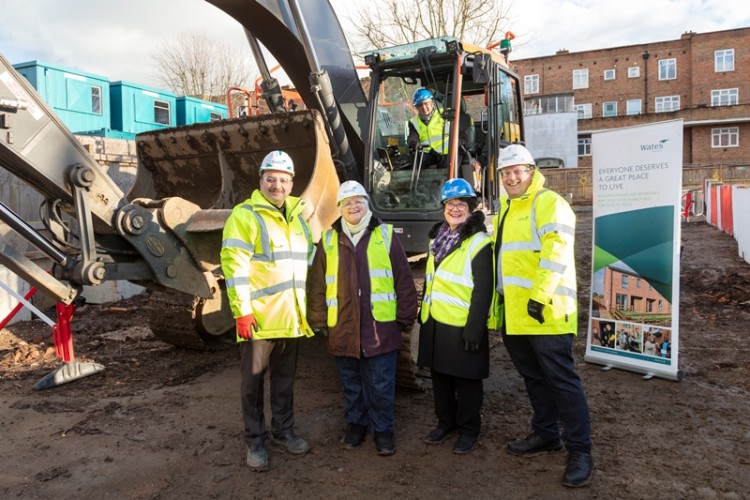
[1,0,747,89]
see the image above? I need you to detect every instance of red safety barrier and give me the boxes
[710,184,719,226]
[52,302,76,362]
[720,185,734,236]
[0,287,38,330]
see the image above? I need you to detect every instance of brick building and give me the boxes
[600,266,672,320]
[510,27,750,168]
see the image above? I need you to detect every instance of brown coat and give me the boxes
[308,217,418,358]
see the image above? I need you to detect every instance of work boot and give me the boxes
[452,434,478,455]
[270,431,311,455]
[341,423,367,450]
[246,444,269,472]
[374,431,395,456]
[423,426,456,445]
[506,433,563,456]
[563,451,594,487]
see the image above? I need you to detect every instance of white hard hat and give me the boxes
[498,144,535,170]
[259,150,295,176]
[337,180,368,204]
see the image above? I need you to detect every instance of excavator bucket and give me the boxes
[130,109,341,242]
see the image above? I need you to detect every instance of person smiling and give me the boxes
[417,178,494,455]
[308,181,417,456]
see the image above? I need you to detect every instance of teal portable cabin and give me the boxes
[110,81,177,134]
[176,96,228,125]
[12,61,110,134]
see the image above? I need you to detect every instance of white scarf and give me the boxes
[341,210,372,247]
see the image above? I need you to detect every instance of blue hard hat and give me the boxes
[412,88,434,106]
[440,178,476,203]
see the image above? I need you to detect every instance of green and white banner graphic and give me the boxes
[585,120,683,381]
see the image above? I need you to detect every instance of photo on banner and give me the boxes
[585,120,683,381]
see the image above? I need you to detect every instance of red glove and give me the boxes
[236,314,258,340]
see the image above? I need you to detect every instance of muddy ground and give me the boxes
[1,206,749,499]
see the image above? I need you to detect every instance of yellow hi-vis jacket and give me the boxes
[410,109,447,155]
[421,231,493,327]
[220,189,314,341]
[321,224,397,326]
[489,170,578,335]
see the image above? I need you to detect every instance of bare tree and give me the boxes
[151,31,255,103]
[349,0,513,51]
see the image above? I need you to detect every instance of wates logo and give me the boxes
[640,139,669,152]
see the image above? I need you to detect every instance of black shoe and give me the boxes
[270,431,311,455]
[423,426,456,445]
[563,451,593,487]
[506,433,563,456]
[452,434,478,455]
[374,431,395,456]
[340,423,367,450]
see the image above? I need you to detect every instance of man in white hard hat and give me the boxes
[308,181,417,456]
[488,144,594,487]
[221,150,315,471]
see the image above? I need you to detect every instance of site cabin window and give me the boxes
[572,69,589,89]
[626,99,642,115]
[91,85,102,115]
[603,69,616,81]
[711,88,738,106]
[525,74,539,94]
[575,103,592,119]
[628,66,640,78]
[715,49,734,72]
[603,101,617,117]
[154,100,171,125]
[578,137,591,156]
[655,95,680,113]
[712,127,739,148]
[209,111,223,121]
[658,58,676,80]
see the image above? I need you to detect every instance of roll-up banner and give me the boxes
[585,120,683,381]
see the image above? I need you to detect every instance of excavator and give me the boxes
[0,0,523,387]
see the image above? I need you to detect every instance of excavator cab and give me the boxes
[363,37,524,253]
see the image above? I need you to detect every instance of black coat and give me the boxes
[417,211,494,380]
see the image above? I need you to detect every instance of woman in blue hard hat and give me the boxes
[417,178,494,454]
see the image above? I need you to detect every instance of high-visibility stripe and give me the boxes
[249,279,306,300]
[540,258,567,274]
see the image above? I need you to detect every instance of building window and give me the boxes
[524,94,573,115]
[658,58,676,80]
[712,127,739,148]
[628,66,640,78]
[603,101,617,117]
[575,103,592,119]
[655,95,680,112]
[621,275,629,289]
[578,138,591,156]
[715,49,735,72]
[572,69,589,89]
[154,100,171,125]
[636,278,641,288]
[658,300,663,312]
[524,74,539,94]
[711,88,738,106]
[616,293,628,310]
[603,69,616,81]
[626,99,642,115]
[91,86,102,115]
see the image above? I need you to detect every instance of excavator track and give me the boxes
[146,289,235,350]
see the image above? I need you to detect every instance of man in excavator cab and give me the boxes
[407,88,447,170]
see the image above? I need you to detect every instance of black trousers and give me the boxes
[240,338,300,447]
[430,369,483,438]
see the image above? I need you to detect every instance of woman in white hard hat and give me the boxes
[308,181,417,456]
[417,178,494,455]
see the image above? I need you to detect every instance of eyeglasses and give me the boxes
[444,201,469,211]
[262,176,292,186]
[500,167,532,179]
[340,199,366,209]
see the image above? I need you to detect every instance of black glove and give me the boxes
[464,340,480,352]
[407,137,419,150]
[527,299,545,324]
[312,327,328,337]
